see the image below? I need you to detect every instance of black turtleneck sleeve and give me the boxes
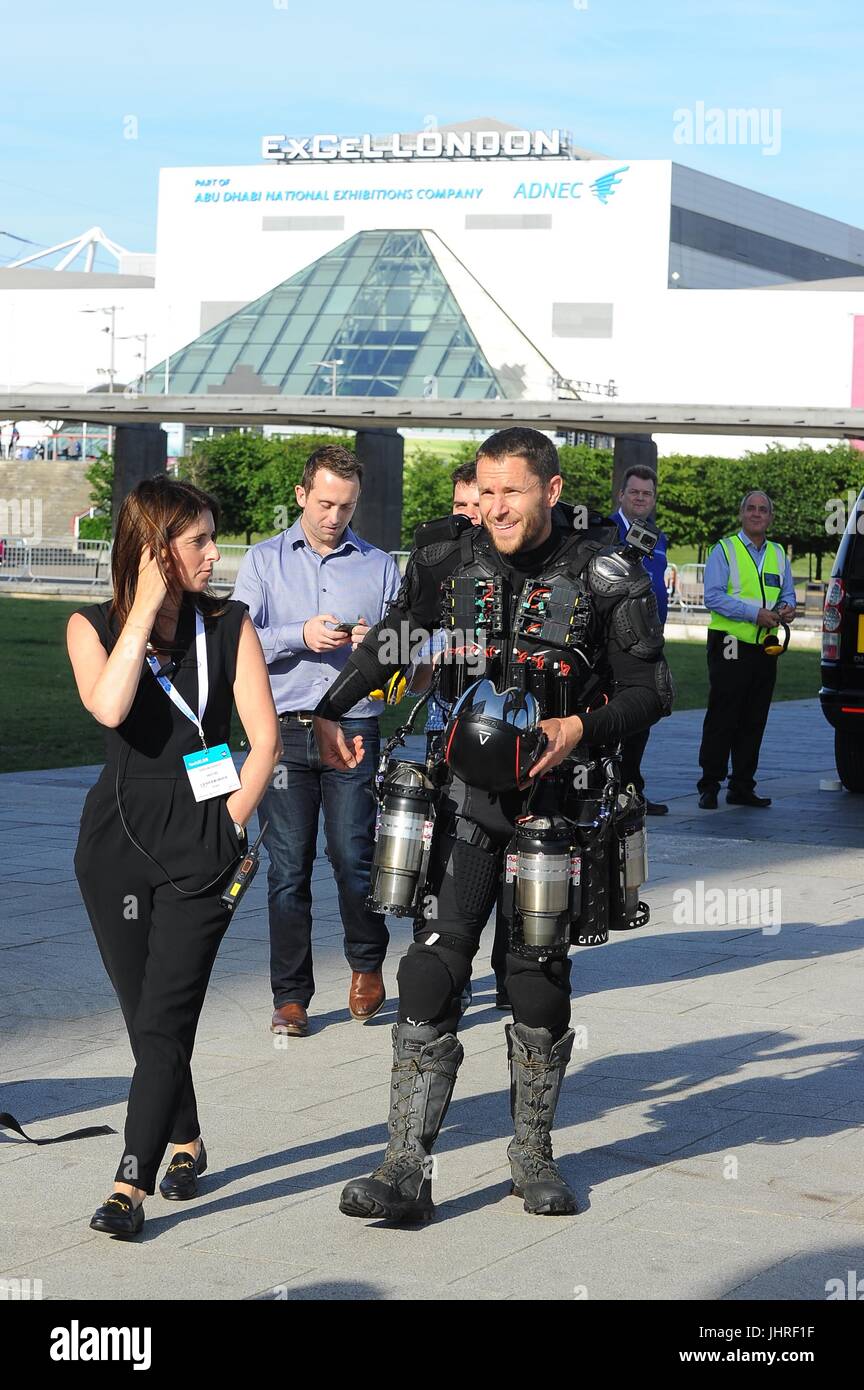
[577,644,667,747]
[313,536,464,721]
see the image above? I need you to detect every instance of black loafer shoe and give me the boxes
[159,1140,207,1200]
[495,986,511,1010]
[727,791,771,808]
[89,1192,144,1238]
[698,791,718,810]
[645,801,669,816]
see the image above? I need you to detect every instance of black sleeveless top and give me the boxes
[76,594,247,778]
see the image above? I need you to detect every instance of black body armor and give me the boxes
[318,502,672,957]
[436,521,628,721]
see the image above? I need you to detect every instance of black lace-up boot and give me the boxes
[506,1022,577,1215]
[339,1023,463,1222]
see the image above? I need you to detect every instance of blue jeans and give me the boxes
[262,718,389,1007]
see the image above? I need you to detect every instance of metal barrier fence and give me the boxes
[665,564,822,616]
[0,542,824,629]
[0,539,412,591]
[668,562,706,611]
[210,544,250,590]
[0,537,112,586]
[0,541,710,605]
[211,545,413,586]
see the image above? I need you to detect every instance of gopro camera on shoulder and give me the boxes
[623,519,659,558]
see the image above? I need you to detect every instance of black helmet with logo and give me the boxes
[443,680,547,792]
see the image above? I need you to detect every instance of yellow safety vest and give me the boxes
[707,534,785,645]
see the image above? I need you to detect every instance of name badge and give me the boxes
[763,573,781,587]
[182,744,241,802]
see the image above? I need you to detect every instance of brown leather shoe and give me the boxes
[349,969,385,1022]
[270,1003,308,1037]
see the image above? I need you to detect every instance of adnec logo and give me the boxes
[514,166,629,203]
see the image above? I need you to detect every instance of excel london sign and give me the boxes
[261,129,572,163]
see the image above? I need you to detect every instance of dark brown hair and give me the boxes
[451,459,477,489]
[622,466,658,491]
[476,427,560,486]
[301,445,363,494]
[110,473,226,638]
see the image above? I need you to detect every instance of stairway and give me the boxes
[0,460,93,538]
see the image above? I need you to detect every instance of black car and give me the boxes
[820,485,864,790]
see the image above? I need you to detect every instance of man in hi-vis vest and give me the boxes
[697,490,796,809]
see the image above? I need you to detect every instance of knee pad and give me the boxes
[506,954,572,1035]
[397,944,462,1025]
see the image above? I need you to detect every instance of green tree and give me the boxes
[252,433,356,536]
[178,431,357,542]
[556,444,615,514]
[657,454,745,562]
[741,443,864,578]
[401,448,459,546]
[85,450,113,512]
[177,432,273,543]
[449,439,482,469]
[655,445,864,570]
[79,450,114,540]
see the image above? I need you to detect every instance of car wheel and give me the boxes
[835,728,864,793]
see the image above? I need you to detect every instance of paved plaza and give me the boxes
[2,698,864,1301]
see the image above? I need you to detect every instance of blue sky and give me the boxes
[1,0,861,269]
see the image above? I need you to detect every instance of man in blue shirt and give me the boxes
[614,466,670,814]
[233,445,401,1036]
[697,490,796,809]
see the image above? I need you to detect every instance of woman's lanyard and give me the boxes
[145,609,209,749]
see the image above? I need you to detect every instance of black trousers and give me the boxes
[74,771,241,1194]
[412,896,510,993]
[400,778,571,1039]
[697,630,778,794]
[423,731,508,991]
[620,726,651,796]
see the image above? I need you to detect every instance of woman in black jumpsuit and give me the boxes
[68,476,281,1238]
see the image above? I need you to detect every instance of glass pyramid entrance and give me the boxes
[144,230,514,399]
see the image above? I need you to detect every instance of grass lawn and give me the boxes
[1,595,823,773]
